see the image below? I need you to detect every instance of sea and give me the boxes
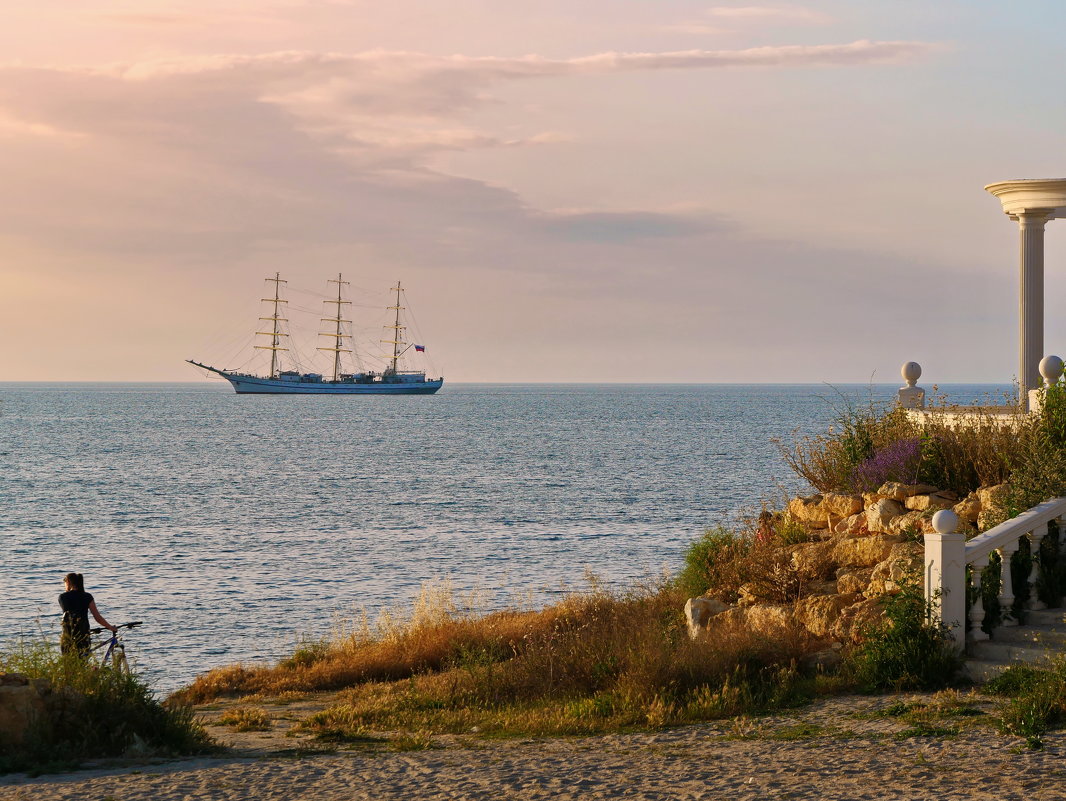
[0,382,1009,693]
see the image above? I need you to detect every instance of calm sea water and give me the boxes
[0,382,1007,692]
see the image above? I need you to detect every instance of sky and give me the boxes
[3,1,1066,382]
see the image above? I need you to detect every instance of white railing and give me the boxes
[898,356,1064,414]
[925,500,1066,648]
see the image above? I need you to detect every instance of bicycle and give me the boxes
[89,621,143,673]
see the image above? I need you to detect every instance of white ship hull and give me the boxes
[225,374,443,394]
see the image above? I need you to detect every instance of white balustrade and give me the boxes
[997,541,1019,626]
[925,499,1066,650]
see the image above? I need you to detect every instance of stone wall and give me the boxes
[0,673,50,747]
[685,480,1008,648]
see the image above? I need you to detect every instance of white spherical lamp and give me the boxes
[1039,355,1064,385]
[901,362,922,387]
[931,509,958,535]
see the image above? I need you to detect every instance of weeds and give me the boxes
[0,640,214,774]
[217,706,272,732]
[985,661,1066,749]
[846,579,962,692]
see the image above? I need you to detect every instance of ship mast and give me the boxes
[318,273,352,382]
[381,281,405,377]
[254,272,289,379]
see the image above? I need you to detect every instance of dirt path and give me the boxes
[3,692,1065,801]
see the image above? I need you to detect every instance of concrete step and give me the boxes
[963,606,1066,683]
[986,625,1066,647]
[1024,608,1066,627]
[963,659,1015,683]
[969,639,1060,665]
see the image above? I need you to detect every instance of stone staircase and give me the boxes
[965,608,1066,682]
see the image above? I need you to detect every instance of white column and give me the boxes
[1018,210,1052,401]
[925,510,966,650]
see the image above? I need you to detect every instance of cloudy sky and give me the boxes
[3,0,1066,382]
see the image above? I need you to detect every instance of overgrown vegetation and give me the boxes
[778,382,1066,506]
[846,578,962,692]
[177,581,827,738]
[0,641,213,774]
[985,660,1066,749]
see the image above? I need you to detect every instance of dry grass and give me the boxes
[174,581,826,739]
[217,706,272,732]
[175,583,574,704]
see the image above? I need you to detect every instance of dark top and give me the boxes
[59,590,94,653]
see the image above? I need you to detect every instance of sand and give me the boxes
[3,692,1066,801]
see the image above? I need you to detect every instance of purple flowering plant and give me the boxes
[850,437,922,493]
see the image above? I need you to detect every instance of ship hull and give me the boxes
[223,374,443,394]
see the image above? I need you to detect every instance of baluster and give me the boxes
[1028,527,1048,611]
[997,542,1019,626]
[969,555,990,641]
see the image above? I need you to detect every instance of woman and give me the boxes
[59,573,116,656]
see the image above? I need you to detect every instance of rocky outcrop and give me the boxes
[865,499,905,534]
[686,481,1011,645]
[876,482,938,501]
[684,597,730,639]
[794,593,860,638]
[904,493,955,513]
[832,534,902,568]
[953,491,981,525]
[829,597,886,643]
[788,493,863,530]
[0,673,49,746]
[977,483,1010,530]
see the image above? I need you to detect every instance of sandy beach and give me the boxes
[4,692,1066,801]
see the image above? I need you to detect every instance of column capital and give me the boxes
[986,178,1066,217]
[1009,208,1055,227]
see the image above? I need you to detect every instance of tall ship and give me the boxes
[189,274,444,394]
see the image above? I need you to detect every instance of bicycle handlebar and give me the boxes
[90,621,143,635]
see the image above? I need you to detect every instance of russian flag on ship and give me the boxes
[414,344,426,352]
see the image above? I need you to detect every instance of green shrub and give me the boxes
[0,640,214,774]
[847,579,962,692]
[674,527,750,599]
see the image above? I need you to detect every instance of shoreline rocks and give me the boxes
[685,481,1006,646]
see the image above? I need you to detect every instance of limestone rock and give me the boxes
[790,540,836,581]
[865,498,905,534]
[836,567,874,595]
[729,603,796,633]
[787,493,863,531]
[904,494,955,513]
[829,597,886,643]
[833,512,868,536]
[793,593,857,638]
[953,492,982,524]
[824,493,864,519]
[865,543,923,597]
[877,482,938,501]
[684,597,731,639]
[888,510,929,537]
[833,534,902,567]
[802,579,839,597]
[862,492,883,508]
[0,674,47,746]
[977,483,1010,531]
